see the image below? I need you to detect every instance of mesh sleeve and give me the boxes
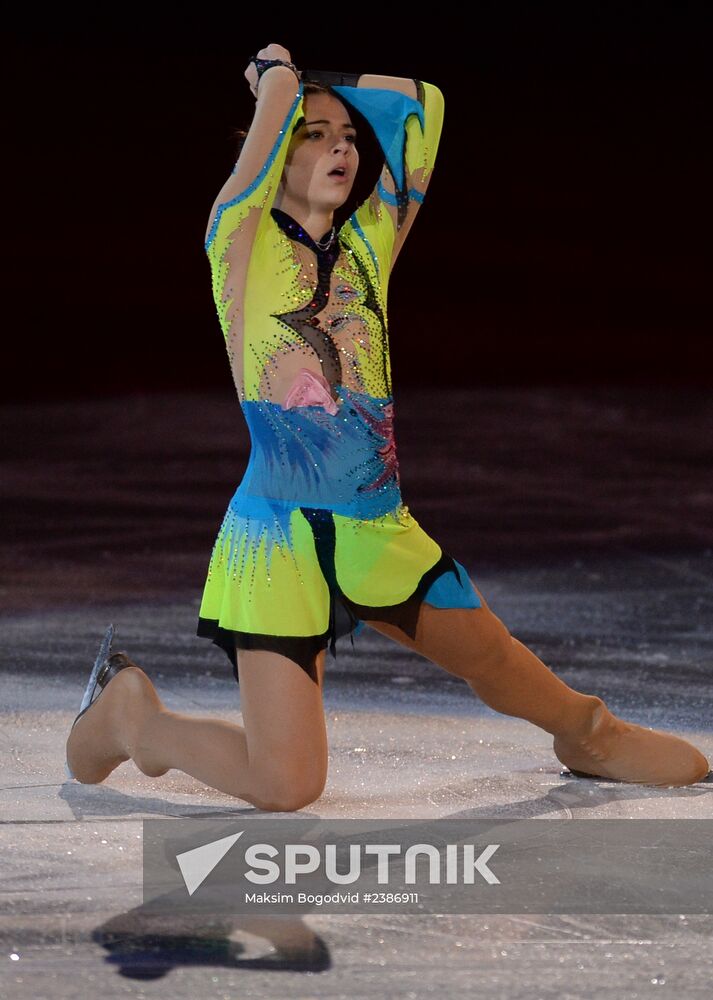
[203,71,305,399]
[204,72,304,260]
[337,80,445,274]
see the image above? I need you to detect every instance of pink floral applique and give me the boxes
[350,399,401,492]
[281,368,340,416]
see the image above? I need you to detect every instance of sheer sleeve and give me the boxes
[204,70,304,257]
[336,80,445,273]
[203,69,305,399]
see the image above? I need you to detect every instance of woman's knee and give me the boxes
[255,780,326,813]
[251,762,327,812]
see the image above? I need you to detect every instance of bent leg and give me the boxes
[363,584,709,787]
[233,646,329,810]
[364,591,597,737]
[66,647,329,810]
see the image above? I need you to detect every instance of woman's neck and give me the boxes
[272,194,334,244]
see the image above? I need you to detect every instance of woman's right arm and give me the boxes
[204,52,305,400]
[203,63,303,259]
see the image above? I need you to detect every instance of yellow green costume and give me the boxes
[197,75,481,682]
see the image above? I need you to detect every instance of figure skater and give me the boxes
[66,43,709,809]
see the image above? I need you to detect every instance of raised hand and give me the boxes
[245,43,297,99]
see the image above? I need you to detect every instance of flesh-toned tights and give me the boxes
[68,588,707,811]
[66,583,706,803]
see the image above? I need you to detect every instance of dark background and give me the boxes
[7,4,711,402]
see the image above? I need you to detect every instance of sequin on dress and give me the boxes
[196,75,482,683]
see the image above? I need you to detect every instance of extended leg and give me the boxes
[363,587,709,787]
[65,647,329,810]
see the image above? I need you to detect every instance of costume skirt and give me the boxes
[196,493,482,684]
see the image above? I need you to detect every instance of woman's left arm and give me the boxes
[357,74,418,100]
[302,68,444,271]
[301,68,417,99]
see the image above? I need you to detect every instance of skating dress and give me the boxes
[196,75,482,683]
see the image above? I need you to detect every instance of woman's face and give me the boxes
[280,93,359,213]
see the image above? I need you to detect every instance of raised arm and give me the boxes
[203,48,309,401]
[204,62,302,257]
[302,68,445,272]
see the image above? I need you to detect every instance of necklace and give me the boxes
[314,226,337,251]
